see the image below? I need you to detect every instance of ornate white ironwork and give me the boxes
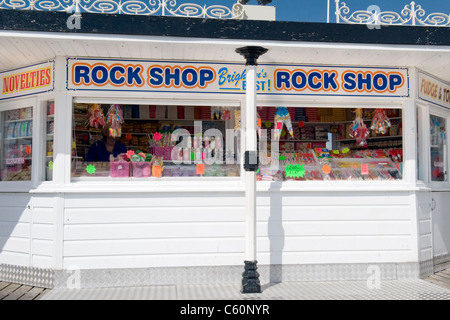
[335,0,450,27]
[0,0,245,19]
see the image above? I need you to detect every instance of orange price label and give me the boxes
[153,165,162,178]
[322,164,331,174]
[196,164,205,175]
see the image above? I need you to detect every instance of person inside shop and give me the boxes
[84,124,127,162]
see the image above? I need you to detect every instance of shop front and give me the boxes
[0,9,449,288]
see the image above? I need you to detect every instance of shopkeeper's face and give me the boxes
[104,130,116,144]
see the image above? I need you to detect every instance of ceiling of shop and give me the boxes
[1,31,450,83]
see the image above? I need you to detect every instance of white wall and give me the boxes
[30,195,59,269]
[0,193,31,266]
[62,190,417,270]
[0,193,58,269]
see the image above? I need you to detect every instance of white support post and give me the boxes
[245,64,257,263]
[236,46,268,294]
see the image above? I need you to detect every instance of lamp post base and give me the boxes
[241,260,261,293]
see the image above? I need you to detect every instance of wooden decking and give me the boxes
[424,268,450,290]
[0,281,49,300]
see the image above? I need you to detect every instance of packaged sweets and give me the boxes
[20,107,32,119]
[7,109,20,120]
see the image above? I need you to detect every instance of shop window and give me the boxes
[45,100,55,181]
[430,114,447,182]
[71,103,241,179]
[1,107,33,181]
[257,107,403,181]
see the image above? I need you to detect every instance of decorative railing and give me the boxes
[0,0,245,19]
[335,0,450,27]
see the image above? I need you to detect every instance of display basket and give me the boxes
[150,146,174,161]
[110,161,130,177]
[132,162,152,177]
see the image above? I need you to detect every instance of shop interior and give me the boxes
[0,103,407,181]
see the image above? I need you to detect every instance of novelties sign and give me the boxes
[418,71,450,109]
[0,61,54,100]
[67,58,409,97]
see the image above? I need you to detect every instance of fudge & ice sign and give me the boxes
[68,59,409,97]
[418,72,450,109]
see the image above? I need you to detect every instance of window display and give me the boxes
[45,101,54,181]
[257,106,403,181]
[1,107,33,181]
[430,114,447,182]
[71,103,240,179]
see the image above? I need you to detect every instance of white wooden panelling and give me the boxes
[30,197,58,268]
[63,252,244,269]
[65,206,245,224]
[31,239,53,256]
[64,204,410,225]
[260,236,412,252]
[31,224,54,241]
[0,207,31,223]
[0,194,32,265]
[419,234,432,250]
[0,194,31,207]
[63,235,412,257]
[0,222,30,238]
[416,191,432,262]
[0,251,29,266]
[1,34,450,82]
[257,205,410,221]
[62,191,416,269]
[0,237,29,253]
[64,238,244,256]
[64,222,245,240]
[31,255,53,269]
[63,249,416,269]
[265,221,411,236]
[32,207,56,224]
[64,193,246,208]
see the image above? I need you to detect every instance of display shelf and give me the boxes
[273,139,329,142]
[337,135,403,142]
[124,118,225,122]
[5,118,33,123]
[292,117,402,126]
[5,136,32,141]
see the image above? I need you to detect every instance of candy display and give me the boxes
[257,147,402,181]
[349,108,369,147]
[370,108,391,135]
[86,104,106,129]
[273,107,294,141]
[106,104,124,137]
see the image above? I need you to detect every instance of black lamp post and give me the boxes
[236,46,268,294]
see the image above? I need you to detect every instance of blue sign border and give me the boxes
[66,57,410,98]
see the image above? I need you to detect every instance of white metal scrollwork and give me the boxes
[335,0,450,27]
[0,0,245,19]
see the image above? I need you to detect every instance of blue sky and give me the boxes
[187,0,449,23]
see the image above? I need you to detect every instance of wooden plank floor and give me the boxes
[0,282,49,300]
[424,268,450,290]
